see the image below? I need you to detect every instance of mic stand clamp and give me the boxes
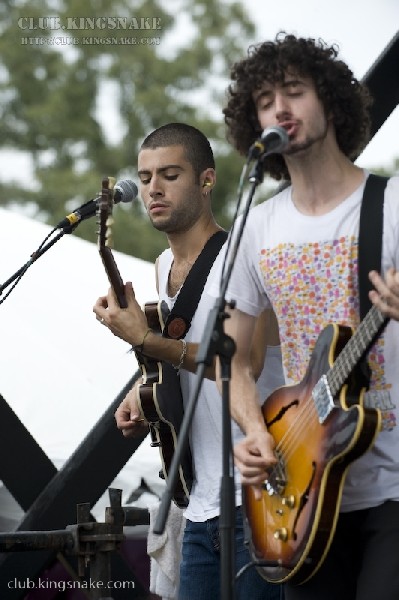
[248,156,265,186]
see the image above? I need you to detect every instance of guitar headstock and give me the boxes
[97,176,127,308]
[97,176,116,252]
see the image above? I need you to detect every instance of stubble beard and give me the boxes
[150,201,203,235]
[285,118,329,156]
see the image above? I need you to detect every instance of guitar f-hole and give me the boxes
[266,398,300,428]
[292,460,317,537]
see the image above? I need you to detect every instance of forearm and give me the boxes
[140,330,216,379]
[219,357,266,436]
[93,285,216,378]
[219,307,267,434]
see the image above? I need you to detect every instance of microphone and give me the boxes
[248,126,289,159]
[56,179,138,229]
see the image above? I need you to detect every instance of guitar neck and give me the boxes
[327,304,388,395]
[100,246,127,308]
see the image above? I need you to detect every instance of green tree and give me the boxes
[0,0,255,261]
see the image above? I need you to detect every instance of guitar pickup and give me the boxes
[312,375,335,423]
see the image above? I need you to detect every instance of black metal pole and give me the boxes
[0,531,74,553]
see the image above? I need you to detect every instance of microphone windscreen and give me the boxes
[114,179,138,203]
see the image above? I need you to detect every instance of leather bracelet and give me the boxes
[174,338,187,373]
[132,328,152,353]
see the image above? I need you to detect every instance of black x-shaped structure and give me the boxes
[0,375,150,599]
[0,30,398,600]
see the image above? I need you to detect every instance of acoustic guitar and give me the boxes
[243,304,388,584]
[97,176,193,508]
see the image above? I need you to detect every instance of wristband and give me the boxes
[132,328,152,353]
[174,338,187,373]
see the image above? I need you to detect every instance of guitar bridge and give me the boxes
[263,450,286,496]
[312,374,335,424]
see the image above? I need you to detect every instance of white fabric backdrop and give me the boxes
[0,208,164,519]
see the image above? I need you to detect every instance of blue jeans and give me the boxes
[178,506,283,600]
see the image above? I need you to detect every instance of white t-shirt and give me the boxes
[223,172,399,511]
[157,245,285,521]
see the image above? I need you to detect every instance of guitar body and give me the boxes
[136,301,193,508]
[243,323,381,584]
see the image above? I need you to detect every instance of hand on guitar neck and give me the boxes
[94,280,150,348]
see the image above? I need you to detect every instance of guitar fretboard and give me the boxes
[327,305,388,396]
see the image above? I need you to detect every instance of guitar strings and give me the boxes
[267,393,317,488]
[266,308,386,492]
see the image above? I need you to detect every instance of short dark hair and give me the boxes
[224,32,373,180]
[140,122,215,180]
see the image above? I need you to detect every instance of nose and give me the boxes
[148,175,163,198]
[274,93,291,121]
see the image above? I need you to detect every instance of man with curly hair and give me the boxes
[219,32,399,599]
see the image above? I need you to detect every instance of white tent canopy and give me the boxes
[0,207,164,521]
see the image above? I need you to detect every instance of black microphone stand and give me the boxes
[153,158,265,600]
[0,223,77,302]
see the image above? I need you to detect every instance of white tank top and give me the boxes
[157,246,284,521]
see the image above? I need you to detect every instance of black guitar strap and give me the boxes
[358,173,389,320]
[163,229,228,339]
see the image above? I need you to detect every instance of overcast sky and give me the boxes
[243,0,399,170]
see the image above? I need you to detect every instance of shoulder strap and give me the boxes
[163,230,228,339]
[358,173,389,320]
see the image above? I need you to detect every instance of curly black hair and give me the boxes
[223,32,373,181]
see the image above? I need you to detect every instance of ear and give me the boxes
[200,168,216,191]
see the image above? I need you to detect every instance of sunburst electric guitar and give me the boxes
[243,305,388,585]
[97,177,193,508]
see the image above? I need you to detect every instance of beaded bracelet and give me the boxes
[174,338,187,373]
[132,327,152,353]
